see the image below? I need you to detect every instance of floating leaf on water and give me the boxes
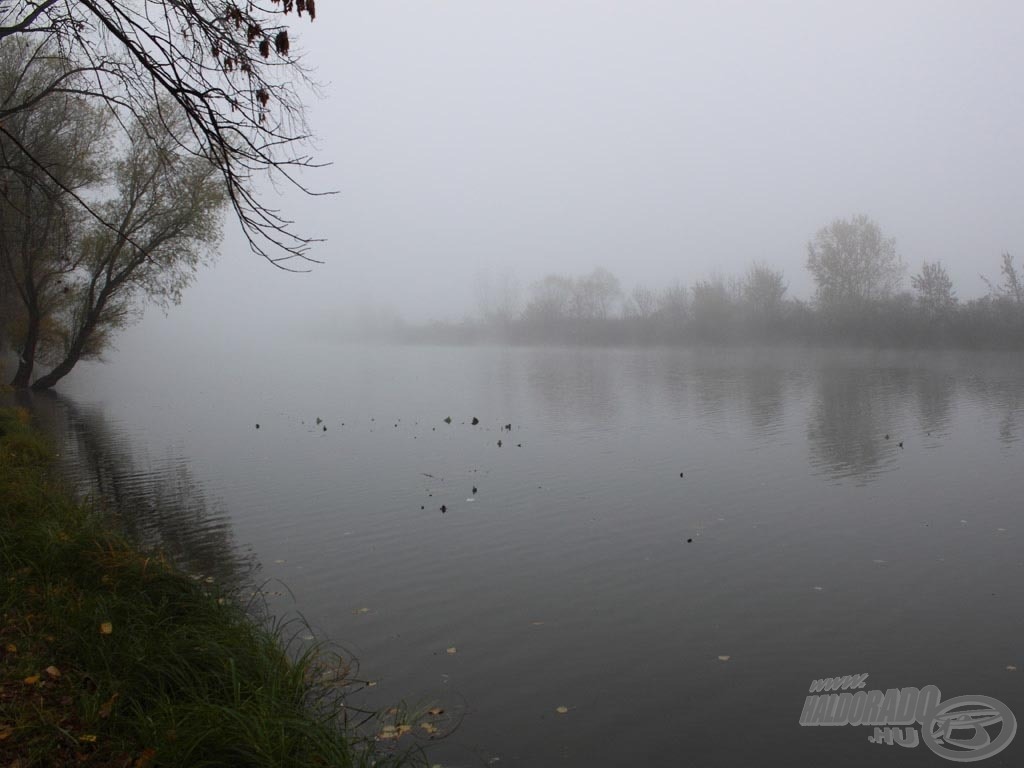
[421,722,438,735]
[1008,665,1018,672]
[274,559,286,564]
[100,622,113,635]
[530,621,545,626]
[355,607,371,614]
[812,586,824,592]
[378,725,398,740]
[717,655,731,662]
[555,706,569,714]
[446,646,457,655]
[427,706,445,716]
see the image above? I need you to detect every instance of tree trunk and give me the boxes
[30,343,83,390]
[10,318,39,388]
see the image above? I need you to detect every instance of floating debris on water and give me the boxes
[471,417,479,425]
[443,416,452,424]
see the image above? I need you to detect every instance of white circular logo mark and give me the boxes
[922,695,1017,762]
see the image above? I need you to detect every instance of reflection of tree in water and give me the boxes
[25,392,252,589]
[526,348,620,427]
[961,375,1024,445]
[806,365,911,483]
[684,351,799,436]
[740,366,790,436]
[914,371,956,437]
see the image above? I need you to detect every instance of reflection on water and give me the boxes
[21,391,252,589]
[805,364,906,484]
[28,345,1024,767]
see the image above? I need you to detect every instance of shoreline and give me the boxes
[0,406,426,767]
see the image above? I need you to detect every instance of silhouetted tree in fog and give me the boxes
[982,253,1024,304]
[911,261,957,319]
[807,215,904,313]
[742,263,787,328]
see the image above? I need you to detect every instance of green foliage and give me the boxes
[0,409,424,767]
[1,41,228,389]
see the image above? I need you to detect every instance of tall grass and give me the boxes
[0,408,425,767]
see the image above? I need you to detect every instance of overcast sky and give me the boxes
[157,0,1024,336]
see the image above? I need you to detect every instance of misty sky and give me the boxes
[143,1,1024,340]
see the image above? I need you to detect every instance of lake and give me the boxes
[20,343,1024,766]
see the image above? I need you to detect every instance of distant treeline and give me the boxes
[370,215,1024,349]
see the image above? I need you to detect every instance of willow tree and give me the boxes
[29,105,226,390]
[0,0,321,266]
[0,42,108,387]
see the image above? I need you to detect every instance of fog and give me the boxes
[119,1,1024,351]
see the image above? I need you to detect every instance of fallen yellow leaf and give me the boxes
[4,643,16,654]
[421,722,438,735]
[99,693,120,719]
[45,665,61,679]
[445,646,457,655]
[396,724,412,736]
[100,622,113,635]
[555,706,569,714]
[23,675,40,685]
[718,655,731,662]
[79,734,97,743]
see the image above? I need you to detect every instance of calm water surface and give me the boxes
[22,343,1024,766]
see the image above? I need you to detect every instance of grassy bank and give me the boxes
[0,407,422,767]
